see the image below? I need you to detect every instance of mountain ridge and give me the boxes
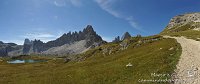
[0,42,23,57]
[161,12,200,41]
[161,12,200,34]
[22,25,105,55]
[0,25,105,57]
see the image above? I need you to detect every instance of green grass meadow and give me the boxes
[0,37,181,84]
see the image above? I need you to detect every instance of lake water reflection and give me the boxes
[7,59,46,64]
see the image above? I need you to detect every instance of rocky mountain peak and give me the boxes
[166,12,200,29]
[33,39,44,44]
[85,25,94,31]
[112,36,120,43]
[20,25,104,55]
[60,33,69,39]
[0,41,23,57]
[0,41,4,45]
[24,38,32,45]
[83,25,95,34]
[121,32,131,40]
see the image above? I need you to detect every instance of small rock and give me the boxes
[169,47,174,50]
[109,50,112,55]
[64,58,70,63]
[194,67,198,71]
[160,48,163,50]
[67,75,72,78]
[138,40,142,44]
[126,63,133,67]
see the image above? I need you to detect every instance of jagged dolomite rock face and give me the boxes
[21,25,104,55]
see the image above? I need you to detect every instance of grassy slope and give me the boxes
[161,30,200,41]
[161,22,200,41]
[0,37,181,84]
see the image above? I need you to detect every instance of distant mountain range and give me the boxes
[0,25,106,57]
[0,25,133,57]
[2,12,200,57]
[22,25,105,55]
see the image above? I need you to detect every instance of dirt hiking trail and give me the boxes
[164,36,200,84]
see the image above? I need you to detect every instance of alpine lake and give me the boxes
[7,59,47,64]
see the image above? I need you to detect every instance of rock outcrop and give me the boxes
[121,32,131,40]
[161,12,200,34]
[112,36,120,43]
[167,12,200,29]
[0,42,23,57]
[23,39,32,54]
[0,48,7,57]
[112,32,132,43]
[0,41,3,44]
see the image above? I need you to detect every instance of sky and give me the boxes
[0,0,200,45]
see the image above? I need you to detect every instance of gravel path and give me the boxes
[164,36,200,84]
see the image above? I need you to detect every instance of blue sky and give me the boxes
[0,0,200,45]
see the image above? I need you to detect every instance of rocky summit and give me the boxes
[161,12,200,34]
[0,26,131,57]
[121,32,131,40]
[20,25,104,55]
[112,36,120,43]
[112,32,132,43]
[166,12,200,29]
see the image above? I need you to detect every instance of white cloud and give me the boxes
[21,33,57,43]
[95,0,120,18]
[95,0,144,32]
[2,40,24,45]
[54,0,66,7]
[53,0,82,7]
[70,0,82,7]
[129,21,145,32]
[129,21,138,29]
[125,16,138,28]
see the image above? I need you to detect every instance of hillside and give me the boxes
[161,12,200,41]
[161,12,200,84]
[1,0,200,84]
[0,35,181,84]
